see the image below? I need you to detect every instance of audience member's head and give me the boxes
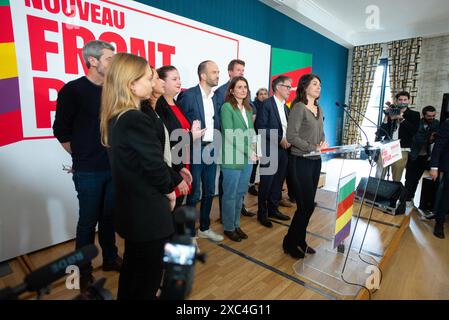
[225,76,251,111]
[197,60,219,88]
[422,105,437,124]
[291,74,321,107]
[255,88,269,102]
[395,91,410,107]
[82,40,115,77]
[227,59,245,80]
[272,75,292,101]
[100,53,152,146]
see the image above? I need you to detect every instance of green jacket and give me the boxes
[220,102,256,169]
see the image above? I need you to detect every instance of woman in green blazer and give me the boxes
[221,76,257,242]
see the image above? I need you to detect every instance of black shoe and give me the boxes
[282,242,304,259]
[241,207,256,217]
[235,227,248,239]
[299,244,316,254]
[80,274,95,293]
[102,256,123,272]
[268,211,290,221]
[434,226,445,239]
[224,230,242,242]
[248,185,258,196]
[258,218,273,228]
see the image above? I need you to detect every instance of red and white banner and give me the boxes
[10,0,270,140]
[379,140,402,167]
[1,0,270,262]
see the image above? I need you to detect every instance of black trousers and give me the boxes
[258,148,288,218]
[250,161,259,184]
[284,156,321,247]
[286,153,300,202]
[404,155,428,201]
[117,237,167,300]
[434,172,449,227]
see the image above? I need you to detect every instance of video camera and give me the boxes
[384,103,408,117]
[0,244,112,300]
[160,206,206,300]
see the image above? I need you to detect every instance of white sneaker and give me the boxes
[198,229,224,242]
[192,237,200,253]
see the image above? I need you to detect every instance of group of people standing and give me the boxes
[52,40,331,300]
[373,91,449,239]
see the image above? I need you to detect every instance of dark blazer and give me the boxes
[215,81,229,109]
[155,96,192,173]
[141,102,183,187]
[410,118,440,161]
[255,96,289,157]
[430,119,449,173]
[107,109,175,242]
[376,108,420,148]
[177,84,221,135]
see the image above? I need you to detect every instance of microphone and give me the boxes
[338,102,392,141]
[336,102,371,148]
[0,244,99,299]
[25,244,98,292]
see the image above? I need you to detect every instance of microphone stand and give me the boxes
[336,102,375,162]
[336,102,384,285]
[340,102,392,141]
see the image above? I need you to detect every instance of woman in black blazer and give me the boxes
[100,53,175,300]
[155,65,205,207]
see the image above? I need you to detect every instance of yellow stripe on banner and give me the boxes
[335,205,353,234]
[0,43,18,79]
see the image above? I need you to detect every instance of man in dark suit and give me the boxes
[177,60,224,242]
[429,119,449,239]
[249,88,269,196]
[215,59,256,217]
[255,76,292,227]
[404,105,439,207]
[215,59,245,107]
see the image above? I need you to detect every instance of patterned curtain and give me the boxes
[343,44,383,145]
[388,37,422,107]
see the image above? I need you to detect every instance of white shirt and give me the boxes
[392,122,411,152]
[200,85,215,142]
[240,106,249,128]
[274,95,288,138]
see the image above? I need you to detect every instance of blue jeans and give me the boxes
[221,164,253,232]
[73,171,118,274]
[187,161,217,231]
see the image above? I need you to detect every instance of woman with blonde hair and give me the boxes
[100,52,175,300]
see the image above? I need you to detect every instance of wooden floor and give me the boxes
[1,159,449,300]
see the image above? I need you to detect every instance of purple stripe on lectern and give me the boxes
[0,77,20,115]
[334,223,351,249]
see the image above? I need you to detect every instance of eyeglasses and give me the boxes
[279,84,292,90]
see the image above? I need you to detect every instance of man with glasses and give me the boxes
[255,76,292,227]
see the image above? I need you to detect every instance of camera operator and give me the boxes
[375,91,420,182]
[404,106,439,207]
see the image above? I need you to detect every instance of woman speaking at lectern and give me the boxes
[282,74,327,259]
